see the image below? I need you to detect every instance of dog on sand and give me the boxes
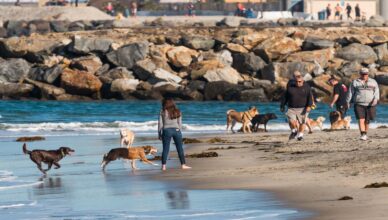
[307,116,326,133]
[120,128,135,148]
[226,106,259,133]
[331,116,351,130]
[22,143,74,174]
[250,113,277,132]
[329,111,342,125]
[101,146,158,171]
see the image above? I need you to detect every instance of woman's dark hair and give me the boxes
[162,98,181,120]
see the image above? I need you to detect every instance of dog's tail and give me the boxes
[22,143,31,155]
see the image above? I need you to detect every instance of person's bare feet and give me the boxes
[181,164,191,169]
[162,165,166,171]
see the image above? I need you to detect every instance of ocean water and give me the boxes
[2,100,387,219]
[0,100,387,137]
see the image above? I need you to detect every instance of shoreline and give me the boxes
[151,128,388,220]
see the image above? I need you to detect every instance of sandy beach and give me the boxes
[154,128,388,220]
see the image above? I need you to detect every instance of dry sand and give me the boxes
[154,128,388,220]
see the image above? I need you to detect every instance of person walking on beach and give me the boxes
[334,4,342,20]
[326,4,332,20]
[355,4,361,21]
[346,68,380,141]
[345,3,352,20]
[187,2,195,17]
[280,71,313,141]
[328,76,348,118]
[158,98,191,171]
[130,1,138,17]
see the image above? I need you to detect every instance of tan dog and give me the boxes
[101,146,158,171]
[331,116,351,130]
[120,128,135,148]
[307,116,326,133]
[226,106,259,133]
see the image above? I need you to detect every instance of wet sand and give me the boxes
[154,128,388,220]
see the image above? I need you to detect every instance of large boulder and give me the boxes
[238,88,268,102]
[60,68,102,96]
[340,61,362,77]
[237,32,271,50]
[226,43,249,53]
[187,80,206,92]
[50,20,70,32]
[98,67,134,84]
[190,59,225,80]
[133,58,158,80]
[0,82,33,98]
[28,20,51,34]
[232,52,266,75]
[253,37,301,62]
[182,35,215,51]
[204,81,244,100]
[28,64,62,84]
[153,68,182,84]
[336,43,377,64]
[107,42,149,69]
[286,48,335,68]
[24,78,65,99]
[203,66,243,84]
[373,43,388,66]
[70,35,113,54]
[166,46,199,68]
[70,56,103,74]
[0,58,30,83]
[312,74,332,94]
[375,72,388,85]
[216,17,241,27]
[4,20,29,37]
[366,15,385,27]
[110,79,140,93]
[260,62,315,82]
[302,36,335,50]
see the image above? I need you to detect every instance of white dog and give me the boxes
[120,128,135,148]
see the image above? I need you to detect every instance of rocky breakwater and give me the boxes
[1,26,388,102]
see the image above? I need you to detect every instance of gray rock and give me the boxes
[203,66,243,84]
[375,72,388,85]
[0,27,6,38]
[366,15,385,27]
[238,88,268,102]
[4,20,29,37]
[98,67,134,84]
[373,43,388,66]
[133,58,157,80]
[182,35,215,51]
[336,43,377,64]
[216,17,241,27]
[24,78,65,99]
[302,36,335,50]
[70,35,113,54]
[28,64,62,84]
[0,82,33,98]
[70,55,103,74]
[111,79,140,93]
[28,20,51,34]
[106,42,149,69]
[340,61,362,77]
[153,68,182,84]
[50,20,70,32]
[68,21,85,32]
[0,58,30,83]
[232,52,266,75]
[260,62,314,82]
[187,80,206,92]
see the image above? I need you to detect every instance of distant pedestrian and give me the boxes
[335,4,342,20]
[326,4,332,20]
[346,68,380,141]
[328,76,348,118]
[187,2,195,16]
[355,4,361,21]
[280,71,314,141]
[105,2,114,16]
[130,1,137,17]
[345,3,352,19]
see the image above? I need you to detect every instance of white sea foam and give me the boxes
[0,201,37,209]
[0,170,43,191]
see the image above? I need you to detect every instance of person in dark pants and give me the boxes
[345,3,352,19]
[355,4,361,21]
[280,71,313,141]
[328,76,348,118]
[346,68,380,141]
[326,3,332,20]
[158,98,191,171]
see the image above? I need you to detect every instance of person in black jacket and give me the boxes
[280,71,313,141]
[328,76,348,118]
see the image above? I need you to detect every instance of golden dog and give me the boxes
[120,128,135,148]
[307,116,326,133]
[101,146,158,171]
[226,106,259,133]
[331,116,351,130]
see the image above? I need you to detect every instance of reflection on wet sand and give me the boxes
[165,191,190,209]
[33,177,65,195]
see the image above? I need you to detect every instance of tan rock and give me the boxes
[203,66,243,85]
[327,58,345,69]
[239,33,270,49]
[345,35,373,45]
[226,43,249,53]
[71,56,102,75]
[111,79,140,93]
[61,68,102,95]
[286,48,335,68]
[253,37,301,62]
[166,46,199,68]
[379,66,388,72]
[24,78,65,98]
[190,60,225,80]
[312,74,332,94]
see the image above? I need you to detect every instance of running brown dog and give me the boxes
[226,106,259,133]
[101,146,158,171]
[22,143,74,175]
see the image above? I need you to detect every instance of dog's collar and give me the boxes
[244,112,253,120]
[61,149,65,157]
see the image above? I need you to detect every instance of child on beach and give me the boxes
[158,98,191,171]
